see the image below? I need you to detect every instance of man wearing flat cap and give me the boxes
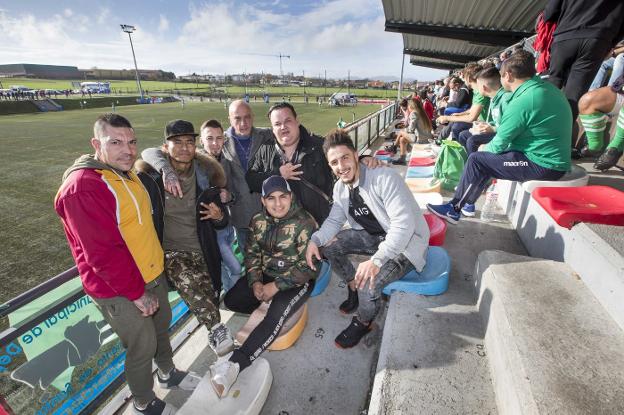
[136,119,236,358]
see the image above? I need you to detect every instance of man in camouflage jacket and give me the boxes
[213,176,318,398]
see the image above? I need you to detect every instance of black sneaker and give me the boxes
[594,147,624,171]
[335,317,372,349]
[384,144,398,153]
[132,398,177,415]
[157,367,201,391]
[339,286,359,314]
[391,155,406,165]
[579,145,602,159]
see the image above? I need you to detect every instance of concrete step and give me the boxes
[497,179,624,331]
[368,292,497,415]
[368,209,530,415]
[474,250,624,414]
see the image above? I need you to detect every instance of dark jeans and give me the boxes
[548,37,612,123]
[450,121,472,141]
[322,229,415,323]
[458,130,496,155]
[450,151,566,208]
[225,275,312,371]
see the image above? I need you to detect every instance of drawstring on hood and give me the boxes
[63,154,144,224]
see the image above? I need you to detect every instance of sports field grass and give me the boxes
[0,101,380,303]
[3,77,398,98]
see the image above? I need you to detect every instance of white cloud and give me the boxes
[97,7,112,25]
[0,2,448,80]
[158,14,169,32]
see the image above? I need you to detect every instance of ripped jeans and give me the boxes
[322,229,415,323]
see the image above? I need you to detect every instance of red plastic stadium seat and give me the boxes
[532,185,624,229]
[424,213,447,246]
[409,157,436,167]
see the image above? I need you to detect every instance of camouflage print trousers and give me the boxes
[165,250,220,328]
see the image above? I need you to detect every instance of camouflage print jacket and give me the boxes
[245,200,319,290]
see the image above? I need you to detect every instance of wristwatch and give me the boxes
[372,258,384,268]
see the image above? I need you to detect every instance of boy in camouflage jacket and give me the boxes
[212,175,318,398]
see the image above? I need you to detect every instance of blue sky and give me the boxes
[0,0,447,80]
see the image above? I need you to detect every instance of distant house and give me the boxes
[79,68,176,81]
[367,81,386,89]
[0,64,81,79]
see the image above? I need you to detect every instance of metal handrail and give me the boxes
[343,101,396,132]
[0,266,79,318]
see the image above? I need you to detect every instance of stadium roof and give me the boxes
[382,0,547,70]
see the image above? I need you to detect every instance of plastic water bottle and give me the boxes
[481,180,499,222]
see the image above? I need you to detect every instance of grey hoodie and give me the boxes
[311,164,429,272]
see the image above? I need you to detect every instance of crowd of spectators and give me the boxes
[388,0,624,172]
[0,88,72,101]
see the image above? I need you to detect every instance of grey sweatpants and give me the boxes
[322,229,415,323]
[93,274,174,406]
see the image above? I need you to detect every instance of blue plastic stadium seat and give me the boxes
[382,246,450,296]
[310,260,331,297]
[406,166,435,178]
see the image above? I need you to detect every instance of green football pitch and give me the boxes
[0,101,381,303]
[2,77,398,98]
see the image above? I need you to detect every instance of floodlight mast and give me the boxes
[120,24,145,101]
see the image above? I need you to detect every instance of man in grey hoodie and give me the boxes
[306,129,429,348]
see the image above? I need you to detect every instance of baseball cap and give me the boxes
[262,175,291,197]
[164,119,199,141]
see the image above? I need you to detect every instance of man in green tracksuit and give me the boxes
[210,175,319,398]
[428,50,572,223]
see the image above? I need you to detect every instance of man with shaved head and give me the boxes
[142,99,273,249]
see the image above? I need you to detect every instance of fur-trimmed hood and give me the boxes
[134,150,226,188]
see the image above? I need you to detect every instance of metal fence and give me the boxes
[344,102,397,154]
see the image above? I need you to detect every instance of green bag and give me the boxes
[232,233,245,274]
[433,140,468,191]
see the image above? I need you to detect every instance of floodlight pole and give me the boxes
[398,52,405,101]
[120,24,145,101]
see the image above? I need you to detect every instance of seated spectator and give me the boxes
[214,176,318,397]
[436,77,451,105]
[442,77,472,115]
[437,63,487,141]
[306,130,429,348]
[427,50,571,223]
[398,98,410,126]
[416,89,435,122]
[457,67,512,156]
[589,41,624,90]
[387,99,433,165]
[578,73,624,171]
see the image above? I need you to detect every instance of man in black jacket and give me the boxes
[137,120,235,358]
[246,102,334,225]
[545,0,624,150]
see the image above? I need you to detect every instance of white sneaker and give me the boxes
[208,322,235,357]
[209,357,240,399]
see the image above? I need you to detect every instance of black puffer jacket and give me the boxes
[135,154,228,295]
[246,125,334,225]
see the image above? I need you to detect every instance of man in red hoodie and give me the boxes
[55,113,199,415]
